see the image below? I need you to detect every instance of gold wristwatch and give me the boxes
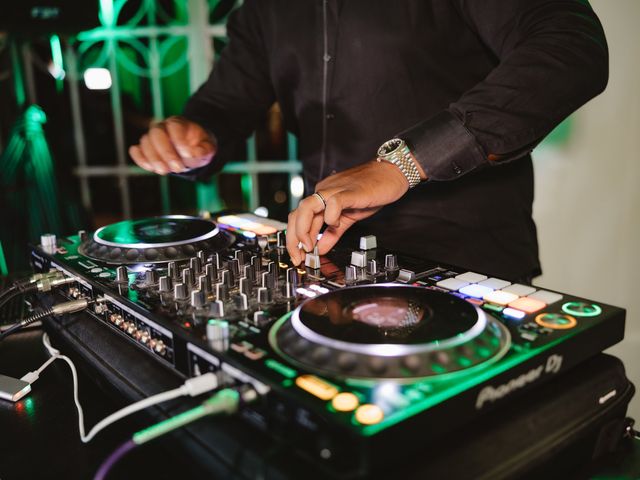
[376,138,422,188]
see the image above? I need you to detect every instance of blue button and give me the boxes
[503,307,526,320]
[459,284,493,299]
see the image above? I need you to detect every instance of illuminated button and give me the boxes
[508,297,546,314]
[478,277,511,290]
[501,284,536,297]
[528,290,563,305]
[503,307,526,320]
[455,271,488,283]
[436,278,469,291]
[295,375,338,401]
[562,302,602,317]
[332,392,360,412]
[483,290,519,306]
[535,312,577,329]
[483,303,504,313]
[466,297,484,307]
[459,284,493,299]
[355,404,384,425]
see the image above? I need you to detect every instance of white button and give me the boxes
[527,290,563,305]
[502,284,536,297]
[484,290,519,306]
[436,278,469,291]
[503,307,526,320]
[455,271,488,283]
[459,284,493,298]
[478,277,511,290]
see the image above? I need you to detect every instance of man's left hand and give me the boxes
[286,160,412,266]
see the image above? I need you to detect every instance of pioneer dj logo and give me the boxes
[475,354,564,410]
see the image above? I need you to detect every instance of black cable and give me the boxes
[0,284,18,303]
[0,283,37,312]
[0,307,54,342]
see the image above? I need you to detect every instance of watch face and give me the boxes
[378,138,403,156]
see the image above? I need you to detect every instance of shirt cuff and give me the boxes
[398,110,487,181]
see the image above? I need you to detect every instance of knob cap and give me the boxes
[168,261,179,280]
[212,253,223,269]
[78,230,88,243]
[215,282,229,301]
[145,269,159,285]
[305,253,321,270]
[40,233,57,254]
[242,264,254,284]
[210,300,225,318]
[234,249,246,266]
[197,250,207,264]
[235,292,249,311]
[116,266,129,283]
[277,231,286,248]
[258,287,273,305]
[191,289,206,309]
[207,318,229,351]
[174,283,188,300]
[198,274,211,293]
[385,254,398,271]
[345,265,357,284]
[367,259,378,275]
[205,263,217,283]
[189,257,202,275]
[182,268,195,286]
[220,269,233,288]
[159,275,172,293]
[350,251,367,268]
[239,277,252,296]
[359,235,377,250]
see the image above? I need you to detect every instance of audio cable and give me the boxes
[19,333,223,444]
[0,270,68,310]
[94,387,251,480]
[0,295,87,342]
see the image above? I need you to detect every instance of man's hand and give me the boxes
[286,160,412,266]
[129,116,216,175]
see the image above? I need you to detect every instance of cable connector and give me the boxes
[36,276,75,293]
[183,373,219,397]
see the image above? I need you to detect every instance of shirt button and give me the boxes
[323,54,332,62]
[452,163,462,175]
[326,113,335,120]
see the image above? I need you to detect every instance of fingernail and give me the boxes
[304,243,312,253]
[170,161,183,171]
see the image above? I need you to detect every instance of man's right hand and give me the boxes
[129,116,216,175]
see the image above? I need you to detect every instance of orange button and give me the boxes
[295,375,338,401]
[332,392,360,412]
[508,297,546,314]
[355,404,385,425]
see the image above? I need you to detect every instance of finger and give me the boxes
[295,195,326,252]
[148,124,186,172]
[140,134,170,175]
[309,214,325,249]
[286,210,304,266]
[129,145,153,171]
[323,190,361,227]
[316,220,355,254]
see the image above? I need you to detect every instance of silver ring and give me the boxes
[313,191,327,210]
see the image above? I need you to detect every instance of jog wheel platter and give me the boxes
[79,215,235,264]
[270,285,511,382]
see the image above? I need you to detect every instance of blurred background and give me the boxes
[0,0,637,418]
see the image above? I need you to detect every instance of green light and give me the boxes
[0,241,8,276]
[562,302,602,317]
[265,359,297,379]
[458,357,472,368]
[49,34,65,88]
[99,0,115,26]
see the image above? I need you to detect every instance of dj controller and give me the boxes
[29,212,627,474]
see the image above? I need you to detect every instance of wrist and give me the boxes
[376,138,425,188]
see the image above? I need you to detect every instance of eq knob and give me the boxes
[116,266,129,283]
[205,263,217,283]
[189,257,202,275]
[215,282,229,302]
[345,265,357,285]
[159,275,172,293]
[385,254,398,271]
[210,299,225,318]
[197,250,207,264]
[191,289,206,309]
[145,269,159,285]
[197,274,211,294]
[258,287,273,305]
[359,235,377,250]
[174,283,188,301]
[207,318,229,352]
[168,261,179,280]
[367,259,378,275]
[277,231,286,249]
[182,268,195,286]
[239,277,252,296]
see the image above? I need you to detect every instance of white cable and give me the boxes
[22,333,219,443]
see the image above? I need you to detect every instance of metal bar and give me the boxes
[76,25,226,42]
[20,43,37,105]
[245,134,260,211]
[107,36,132,218]
[287,132,299,211]
[65,47,92,212]
[146,0,171,214]
[9,40,26,108]
[73,161,303,177]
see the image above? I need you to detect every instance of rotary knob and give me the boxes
[367,259,378,275]
[159,275,172,293]
[345,265,357,285]
[385,254,398,271]
[258,287,273,305]
[116,266,129,283]
[198,274,211,294]
[191,289,206,309]
[174,283,188,300]
[189,257,202,275]
[145,269,159,285]
[207,318,229,351]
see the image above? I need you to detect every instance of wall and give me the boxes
[533,0,640,420]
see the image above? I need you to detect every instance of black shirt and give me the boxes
[183,0,608,281]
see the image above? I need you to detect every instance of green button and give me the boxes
[265,359,297,379]
[562,302,602,317]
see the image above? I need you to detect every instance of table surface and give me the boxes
[1,327,640,480]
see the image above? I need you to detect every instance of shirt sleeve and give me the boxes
[400,0,608,182]
[179,0,275,181]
